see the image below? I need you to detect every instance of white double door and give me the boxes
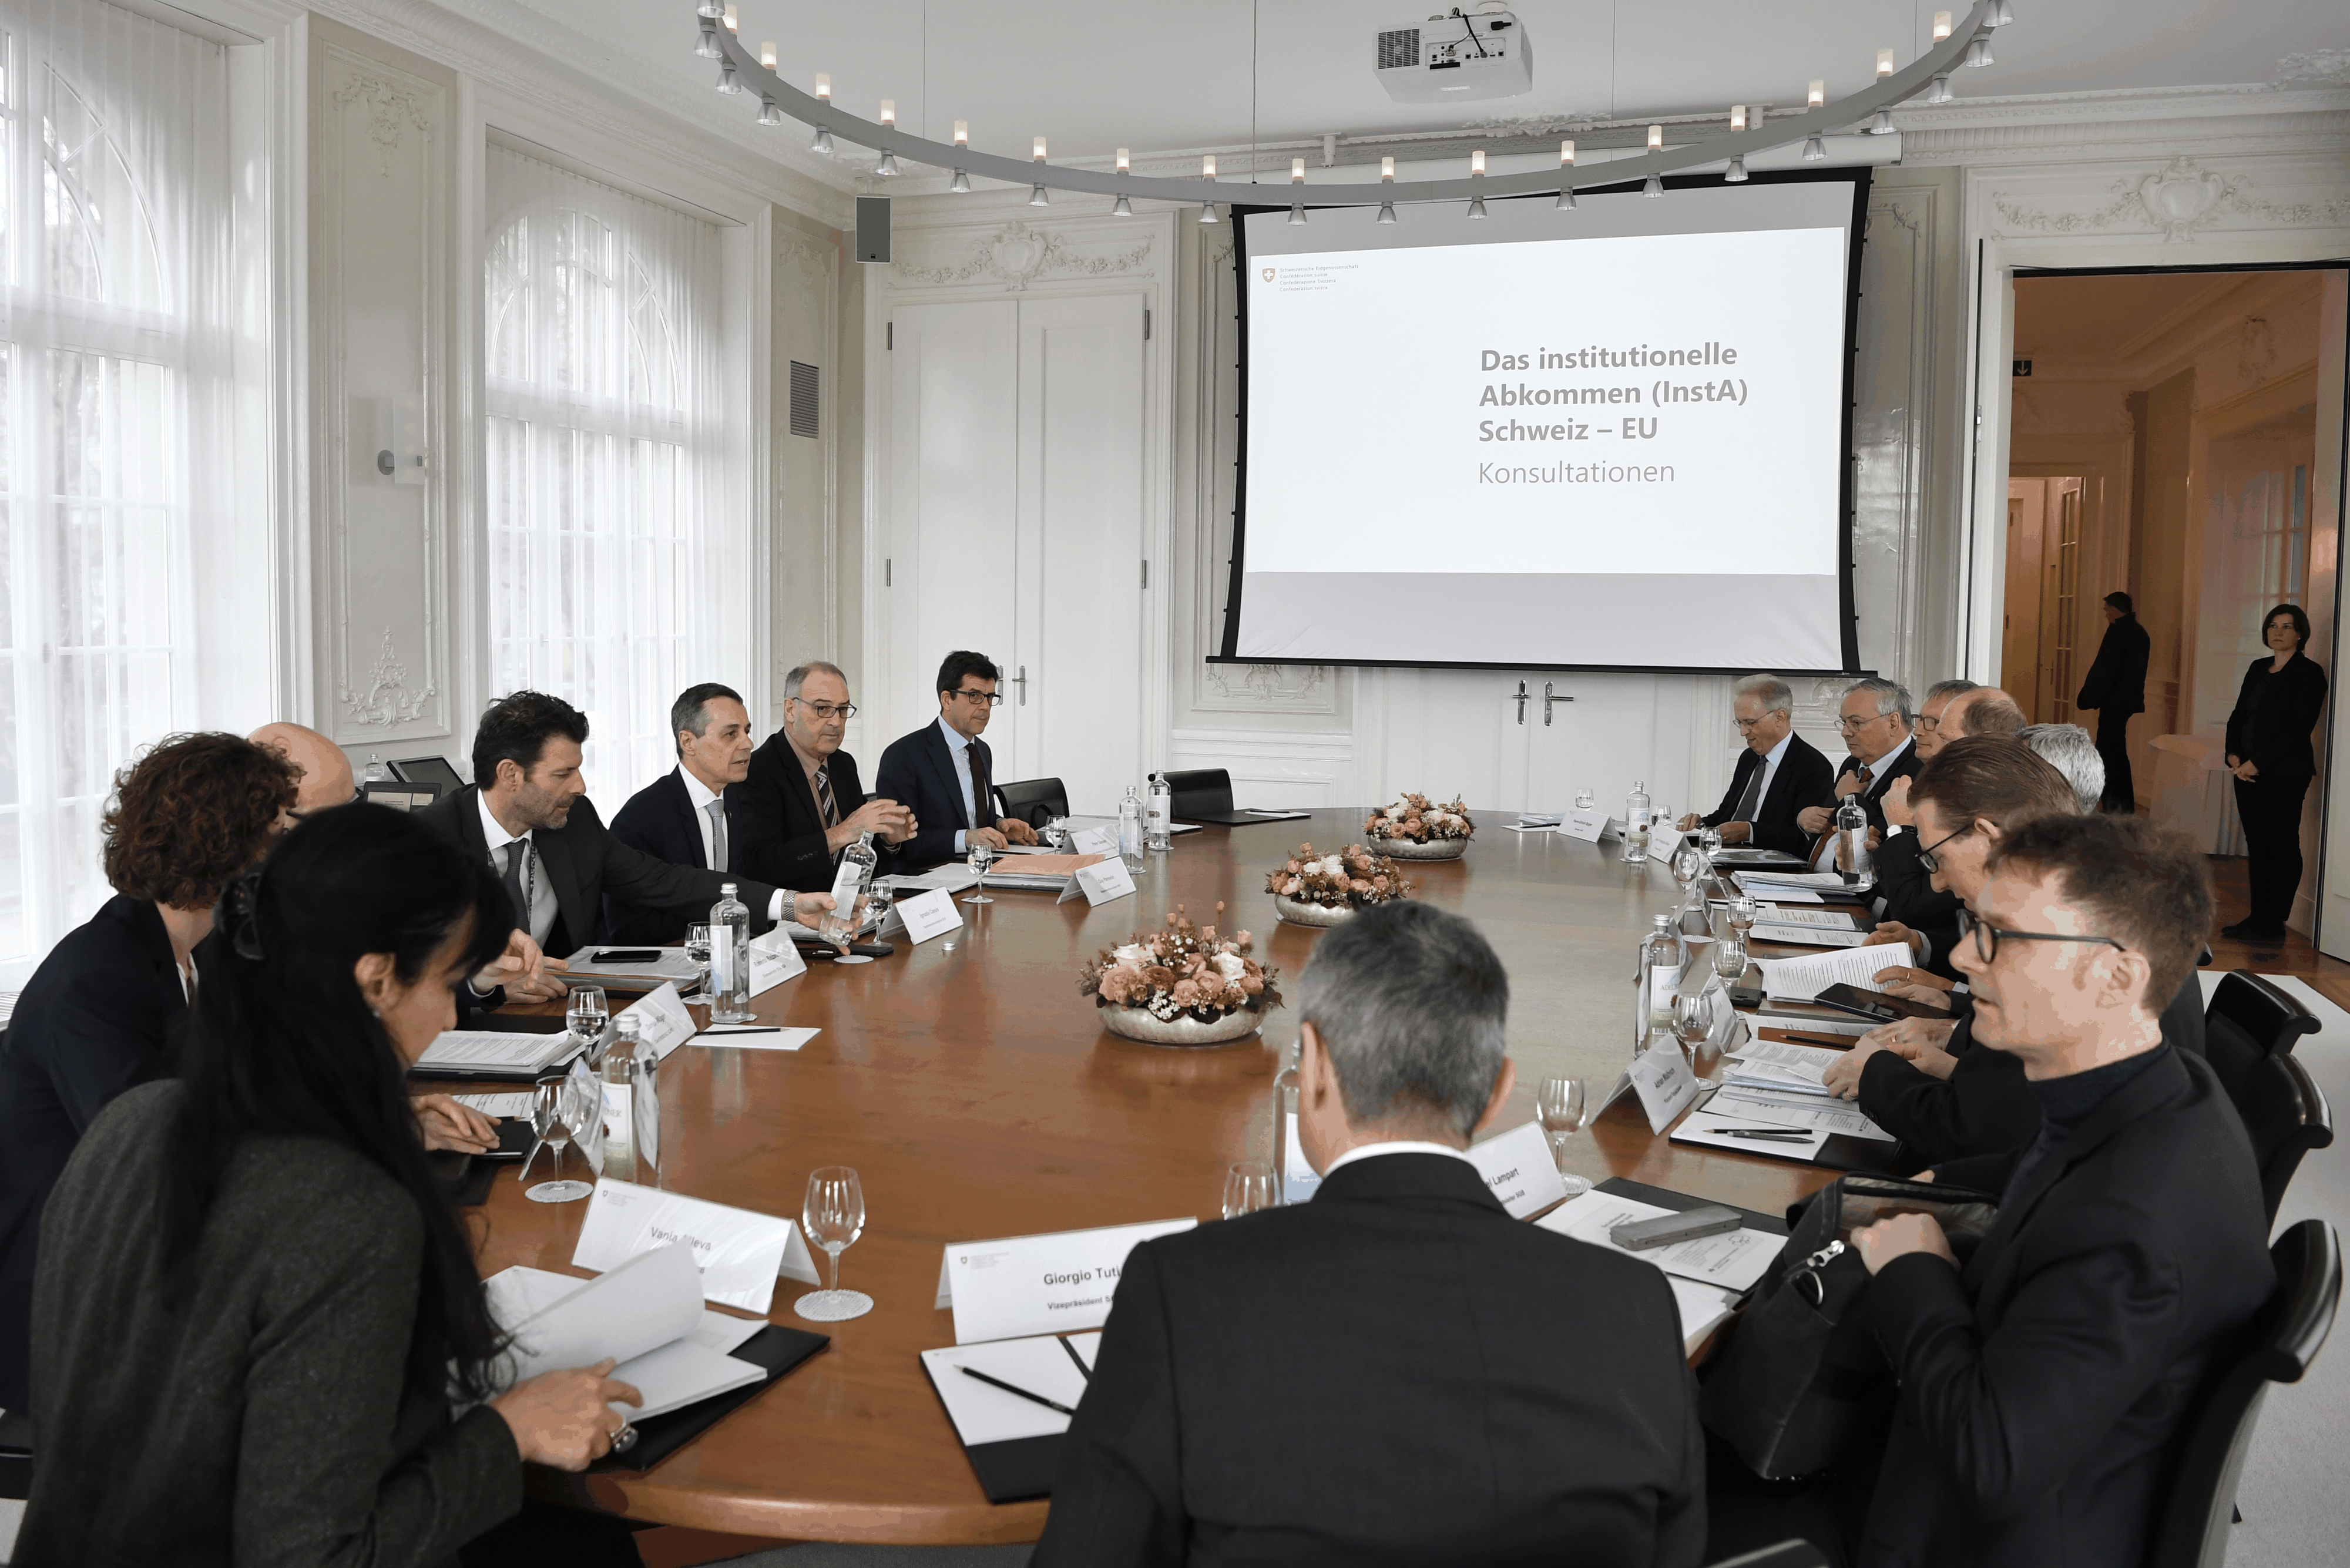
[883,293,1147,817]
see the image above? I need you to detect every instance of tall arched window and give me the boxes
[484,142,725,798]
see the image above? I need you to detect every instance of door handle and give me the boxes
[1015,666,1028,706]
[1544,681,1571,726]
[1514,681,1528,726]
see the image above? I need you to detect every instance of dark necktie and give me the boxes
[1857,765,1875,791]
[815,767,840,828]
[706,799,729,872]
[499,840,529,926]
[1733,754,1765,821]
[966,741,992,831]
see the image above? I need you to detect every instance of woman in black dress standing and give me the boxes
[2224,603,2329,941]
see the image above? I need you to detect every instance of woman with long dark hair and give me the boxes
[2223,602,2329,942]
[14,805,639,1564]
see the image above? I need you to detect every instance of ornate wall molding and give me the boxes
[891,220,1156,293]
[329,74,431,177]
[1203,664,1329,706]
[340,627,437,725]
[1990,155,2350,242]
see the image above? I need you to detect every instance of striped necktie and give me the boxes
[815,766,840,828]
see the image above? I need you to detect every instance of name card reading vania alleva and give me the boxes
[935,1217,1197,1345]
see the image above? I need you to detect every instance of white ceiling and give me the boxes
[504,0,2345,174]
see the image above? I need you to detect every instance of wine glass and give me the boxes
[1536,1076,1592,1197]
[684,924,713,994]
[795,1166,874,1322]
[566,983,608,1056]
[1675,989,1724,1084]
[1044,817,1071,851]
[1221,1161,1276,1219]
[1726,895,1758,939]
[1697,823,1724,858]
[964,839,997,905]
[1711,936,1750,988]
[525,1075,593,1203]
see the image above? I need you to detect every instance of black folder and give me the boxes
[919,1358,1067,1503]
[588,1324,830,1473]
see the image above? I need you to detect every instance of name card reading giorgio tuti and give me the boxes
[936,1217,1198,1345]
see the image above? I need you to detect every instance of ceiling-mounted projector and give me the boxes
[1374,4,1532,103]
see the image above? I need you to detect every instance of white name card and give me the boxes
[1070,855,1135,905]
[747,928,807,997]
[1646,819,1688,862]
[935,1217,1198,1345]
[617,982,696,1061]
[573,1178,820,1315]
[895,887,965,944]
[1465,1119,1570,1219]
[1068,825,1119,857]
[1560,807,1611,844]
[1629,1043,1704,1134]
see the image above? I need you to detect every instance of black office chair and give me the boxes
[1164,768,1257,825]
[2147,1218,2342,1568]
[2203,971,2321,1106]
[2238,1050,2336,1225]
[1705,1543,1831,1568]
[993,776,1069,831]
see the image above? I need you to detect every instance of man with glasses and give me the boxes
[737,662,919,893]
[877,651,1041,871]
[1677,674,1831,855]
[1794,677,1919,871]
[1833,812,2270,1568]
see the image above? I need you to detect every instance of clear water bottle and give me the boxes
[1637,914,1686,1050]
[1146,773,1173,852]
[601,1012,643,1170]
[1117,785,1145,868]
[707,881,754,1023]
[1620,778,1653,864]
[1836,795,1872,884]
[822,832,878,946]
[364,753,388,784]
[1270,1039,1302,1204]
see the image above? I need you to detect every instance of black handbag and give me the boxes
[1698,1174,1998,1479]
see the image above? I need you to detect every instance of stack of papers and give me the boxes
[921,1332,1101,1445]
[1535,1191,1782,1354]
[1752,945,1898,1002]
[412,1029,581,1077]
[454,1091,535,1117]
[1516,812,1564,828]
[1704,1083,1894,1141]
[967,852,1105,891]
[1722,1038,1842,1095]
[562,947,703,987]
[487,1243,768,1421]
[881,867,981,894]
[1732,869,1851,892]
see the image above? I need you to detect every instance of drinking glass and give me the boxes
[1698,824,1724,858]
[1221,1161,1277,1220]
[566,984,608,1055]
[684,924,713,993]
[1727,895,1758,938]
[1712,936,1750,987]
[1574,788,1596,811]
[1044,817,1071,851]
[525,1075,593,1203]
[1675,990,1724,1084]
[795,1166,874,1322]
[1536,1076,1592,1197]
[964,840,997,905]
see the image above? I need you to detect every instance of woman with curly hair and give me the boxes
[0,731,297,1413]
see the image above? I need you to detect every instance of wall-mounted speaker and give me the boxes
[856,196,891,264]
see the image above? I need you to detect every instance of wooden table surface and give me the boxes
[485,809,1844,1543]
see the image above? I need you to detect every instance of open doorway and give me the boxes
[2008,266,2345,941]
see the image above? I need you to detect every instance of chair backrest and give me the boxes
[2237,1050,2336,1223]
[1705,1543,1831,1568]
[2147,1218,2342,1568]
[1163,768,1236,819]
[2203,971,2320,1104]
[994,776,1069,829]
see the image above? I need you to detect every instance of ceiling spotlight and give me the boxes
[1932,9,1952,39]
[1808,79,1825,109]
[1927,73,1953,104]
[721,1,737,31]
[876,150,899,177]
[1869,109,1895,134]
[949,167,971,193]
[1033,136,1048,161]
[757,96,784,127]
[697,0,723,16]
[1287,203,1307,225]
[1725,156,1748,183]
[695,21,721,59]
[1966,35,1993,66]
[1643,173,1663,197]
[1029,183,1050,206]
[1555,185,1576,211]
[1199,202,1220,225]
[1202,154,1217,179]
[1376,200,1396,224]
[1116,148,1130,173]
[1730,105,1748,132]
[760,40,777,69]
[1112,192,1133,216]
[1291,157,1307,184]
[1802,133,1826,160]
[814,73,830,100]
[810,126,834,155]
[716,61,742,93]
[1876,48,1896,78]
[1467,194,1488,219]
[1989,0,2013,25]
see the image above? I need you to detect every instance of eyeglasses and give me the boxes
[791,699,857,721]
[1956,908,2126,966]
[1835,712,1888,733]
[953,688,1003,707]
[1916,822,1973,875]
[1731,714,1782,732]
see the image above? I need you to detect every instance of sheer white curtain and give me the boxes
[0,0,231,970]
[484,142,727,804]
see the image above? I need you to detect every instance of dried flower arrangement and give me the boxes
[1264,843,1415,911]
[1079,902,1283,1024]
[1365,793,1475,844]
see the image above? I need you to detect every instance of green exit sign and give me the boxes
[2013,358,2033,377]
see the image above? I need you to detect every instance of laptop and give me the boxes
[391,755,467,794]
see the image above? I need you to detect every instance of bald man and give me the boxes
[1940,687,2027,741]
[247,723,357,817]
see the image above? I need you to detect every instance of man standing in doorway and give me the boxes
[2075,591,2150,812]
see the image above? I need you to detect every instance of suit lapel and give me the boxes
[666,771,708,870]
[926,724,972,830]
[532,826,589,954]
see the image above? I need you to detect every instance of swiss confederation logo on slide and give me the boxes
[1263,268,1275,282]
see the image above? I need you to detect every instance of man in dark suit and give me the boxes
[416,692,823,998]
[1034,902,1706,1568]
[2075,591,2149,812]
[604,682,758,943]
[1797,676,1922,870]
[1838,814,2271,1567]
[875,651,1040,872]
[1678,674,1832,857]
[734,662,917,893]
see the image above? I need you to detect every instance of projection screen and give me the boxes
[1219,171,1866,674]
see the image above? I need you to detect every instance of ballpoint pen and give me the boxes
[1057,1335,1092,1382]
[958,1365,1075,1416]
[1708,1127,1815,1140]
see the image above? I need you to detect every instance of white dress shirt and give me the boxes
[477,791,559,946]
[937,714,984,855]
[1319,1140,1480,1180]
[678,765,727,870]
[1811,731,1918,868]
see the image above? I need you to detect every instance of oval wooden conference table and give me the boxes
[488,808,1848,1543]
